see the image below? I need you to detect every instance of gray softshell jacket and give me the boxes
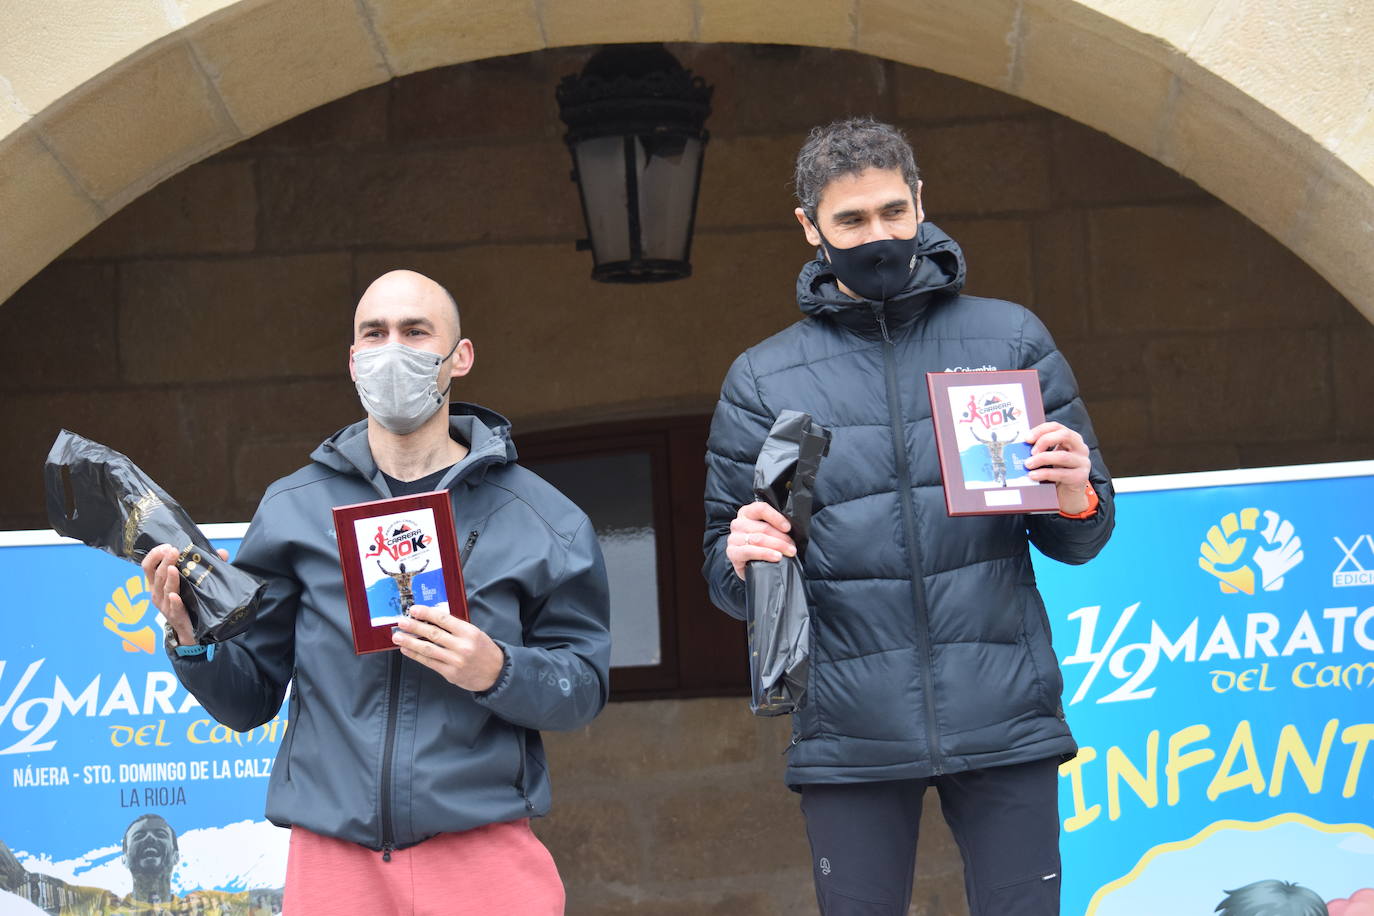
[703,223,1114,787]
[169,404,611,851]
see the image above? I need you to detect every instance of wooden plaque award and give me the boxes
[926,369,1062,517]
[332,491,469,654]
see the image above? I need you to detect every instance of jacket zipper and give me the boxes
[515,728,533,812]
[366,457,495,860]
[378,528,480,860]
[875,307,945,777]
[379,650,402,860]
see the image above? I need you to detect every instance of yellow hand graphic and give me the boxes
[1198,509,1261,594]
[104,574,157,653]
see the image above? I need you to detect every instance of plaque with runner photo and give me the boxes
[926,369,1061,516]
[332,491,468,653]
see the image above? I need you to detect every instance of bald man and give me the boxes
[144,270,612,916]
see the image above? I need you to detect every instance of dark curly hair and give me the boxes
[793,117,921,220]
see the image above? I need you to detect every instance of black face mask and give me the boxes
[816,226,922,303]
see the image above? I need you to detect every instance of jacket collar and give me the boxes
[311,402,516,496]
[795,221,967,337]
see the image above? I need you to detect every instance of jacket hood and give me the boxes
[177,399,609,849]
[310,402,516,493]
[796,221,966,332]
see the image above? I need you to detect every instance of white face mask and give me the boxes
[352,339,459,435]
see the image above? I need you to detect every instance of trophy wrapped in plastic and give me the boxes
[44,429,264,645]
[745,410,831,716]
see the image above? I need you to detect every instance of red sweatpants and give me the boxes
[282,820,564,916]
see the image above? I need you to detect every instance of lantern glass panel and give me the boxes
[633,134,702,262]
[572,135,631,264]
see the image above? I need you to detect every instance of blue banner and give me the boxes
[1035,464,1374,915]
[4,462,1373,915]
[0,527,283,915]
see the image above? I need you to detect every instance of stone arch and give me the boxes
[2,0,1371,318]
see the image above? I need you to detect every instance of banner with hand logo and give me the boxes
[1035,462,1374,916]
[4,462,1373,915]
[0,524,284,915]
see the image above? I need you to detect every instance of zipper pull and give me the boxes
[783,732,804,755]
[381,843,393,862]
[873,306,893,344]
[462,530,480,561]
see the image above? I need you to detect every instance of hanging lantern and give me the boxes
[556,44,713,283]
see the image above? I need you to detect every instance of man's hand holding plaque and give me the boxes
[1023,421,1093,515]
[391,604,504,693]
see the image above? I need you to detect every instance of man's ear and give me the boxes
[348,345,357,383]
[795,207,823,248]
[450,339,475,379]
[915,179,925,224]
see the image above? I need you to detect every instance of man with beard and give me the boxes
[703,119,1115,915]
[120,814,178,904]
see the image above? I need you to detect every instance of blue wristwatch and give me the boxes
[166,624,214,659]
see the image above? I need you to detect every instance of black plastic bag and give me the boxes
[745,410,831,716]
[44,430,264,645]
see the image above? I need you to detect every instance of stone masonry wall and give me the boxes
[2,44,1372,915]
[536,698,968,915]
[3,45,1371,533]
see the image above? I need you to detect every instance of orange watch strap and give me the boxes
[1058,483,1099,519]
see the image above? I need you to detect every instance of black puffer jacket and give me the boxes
[703,223,1114,786]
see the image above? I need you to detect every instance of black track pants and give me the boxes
[799,758,1062,916]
